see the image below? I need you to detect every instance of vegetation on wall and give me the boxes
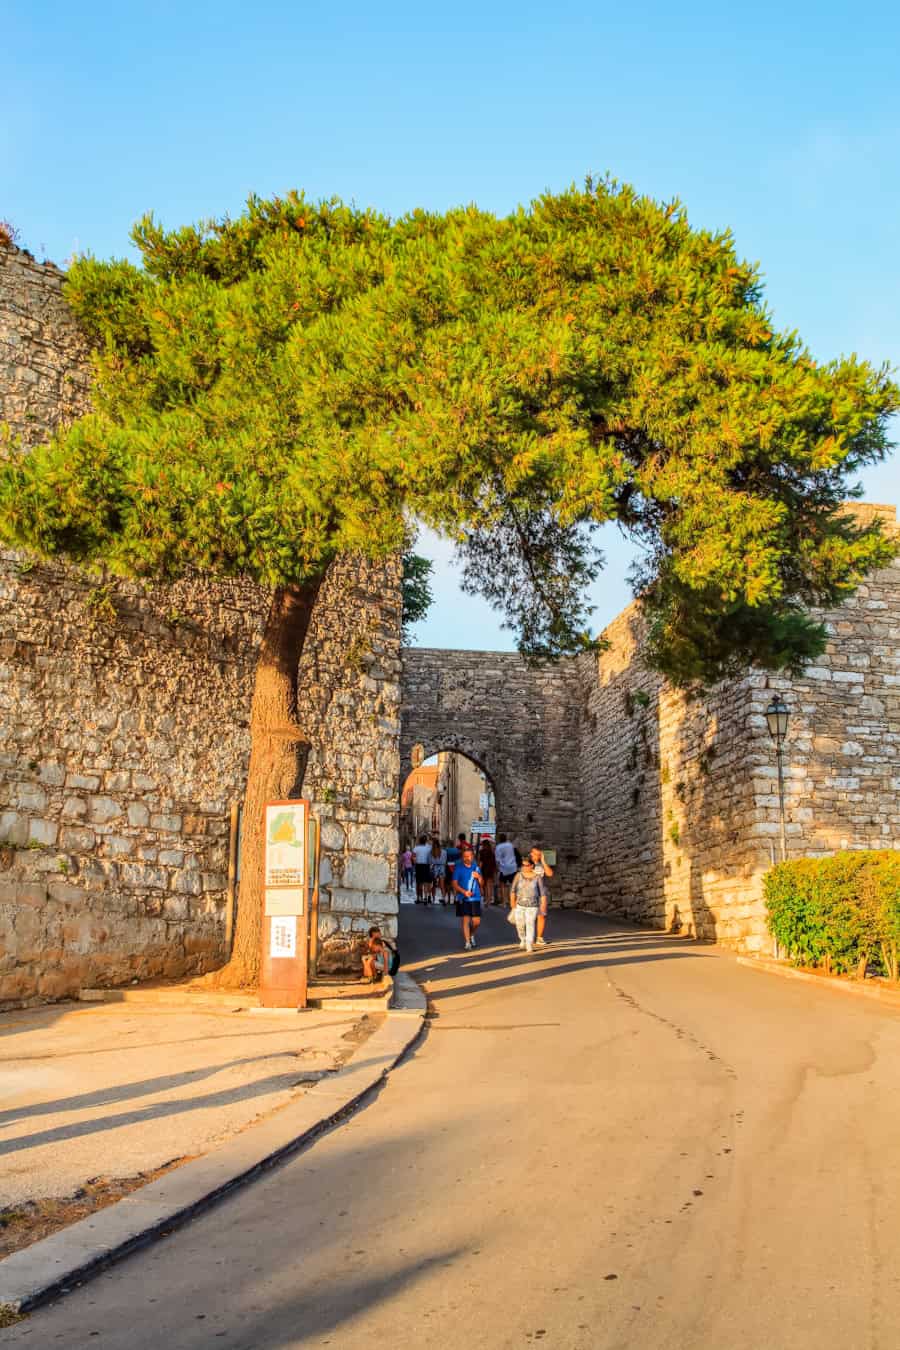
[765,852,900,979]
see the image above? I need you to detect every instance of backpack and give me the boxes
[384,939,401,976]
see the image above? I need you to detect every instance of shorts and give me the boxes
[499,871,516,885]
[415,863,431,885]
[455,899,482,918]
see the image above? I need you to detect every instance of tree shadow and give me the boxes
[0,1052,331,1128]
[4,1121,478,1350]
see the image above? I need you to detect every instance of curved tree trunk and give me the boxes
[205,577,323,990]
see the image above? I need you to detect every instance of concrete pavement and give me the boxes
[0,1002,375,1207]
[4,904,900,1348]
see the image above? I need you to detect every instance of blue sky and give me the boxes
[6,0,899,648]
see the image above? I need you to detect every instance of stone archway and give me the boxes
[399,648,584,904]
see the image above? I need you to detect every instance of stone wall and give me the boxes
[399,649,583,903]
[577,512,900,952]
[3,238,898,985]
[0,241,401,1005]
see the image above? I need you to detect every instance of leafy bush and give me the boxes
[765,851,900,978]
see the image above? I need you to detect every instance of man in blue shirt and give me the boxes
[451,843,483,951]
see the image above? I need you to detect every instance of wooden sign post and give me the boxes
[260,799,310,1009]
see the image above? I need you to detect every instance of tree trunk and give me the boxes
[205,578,323,989]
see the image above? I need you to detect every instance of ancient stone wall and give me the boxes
[0,242,401,1005]
[399,649,584,903]
[578,514,900,952]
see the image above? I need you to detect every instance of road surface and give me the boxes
[5,905,900,1349]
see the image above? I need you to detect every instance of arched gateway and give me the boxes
[399,648,584,905]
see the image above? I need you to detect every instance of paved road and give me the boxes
[5,906,900,1349]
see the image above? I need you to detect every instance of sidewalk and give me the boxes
[0,976,425,1314]
[0,1000,375,1215]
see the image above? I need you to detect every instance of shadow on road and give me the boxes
[401,905,714,1007]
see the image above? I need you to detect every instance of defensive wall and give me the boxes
[1,237,898,1006]
[0,242,400,1006]
[576,505,900,951]
[399,649,584,904]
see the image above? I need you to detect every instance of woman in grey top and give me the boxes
[510,857,547,954]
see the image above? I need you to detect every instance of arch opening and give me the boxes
[400,749,496,847]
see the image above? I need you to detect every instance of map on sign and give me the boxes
[265,804,307,889]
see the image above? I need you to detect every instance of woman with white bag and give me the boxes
[508,857,547,954]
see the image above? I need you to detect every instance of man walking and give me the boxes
[530,846,554,946]
[452,843,484,950]
[412,834,432,903]
[494,833,517,905]
[510,856,547,954]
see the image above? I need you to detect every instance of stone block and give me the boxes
[344,854,389,892]
[66,773,100,791]
[150,813,182,833]
[127,802,150,828]
[89,795,122,824]
[320,819,345,850]
[171,868,202,895]
[0,811,28,846]
[13,883,48,908]
[38,762,66,787]
[348,823,396,854]
[59,826,96,852]
[119,862,168,890]
[14,783,48,811]
[47,881,88,905]
[62,796,87,819]
[366,890,399,915]
[106,835,135,857]
[37,969,77,1000]
[28,817,58,847]
[158,849,184,867]
[328,887,367,915]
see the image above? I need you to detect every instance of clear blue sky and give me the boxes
[6,0,899,648]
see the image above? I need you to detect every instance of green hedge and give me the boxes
[764,851,900,979]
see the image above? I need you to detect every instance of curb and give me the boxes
[0,974,426,1317]
[80,983,395,1014]
[737,955,900,1011]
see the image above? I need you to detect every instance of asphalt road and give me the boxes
[5,904,900,1349]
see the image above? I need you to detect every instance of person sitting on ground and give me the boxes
[362,925,391,983]
[510,857,547,954]
[529,846,554,946]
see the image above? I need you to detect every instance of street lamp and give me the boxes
[764,694,790,862]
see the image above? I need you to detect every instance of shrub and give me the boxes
[764,851,900,979]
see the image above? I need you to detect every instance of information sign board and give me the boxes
[470,819,496,836]
[260,799,309,1008]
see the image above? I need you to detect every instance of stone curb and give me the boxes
[737,955,900,1011]
[0,974,426,1317]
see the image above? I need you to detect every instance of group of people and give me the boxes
[400,833,554,953]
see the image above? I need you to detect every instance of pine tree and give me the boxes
[1,182,895,986]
